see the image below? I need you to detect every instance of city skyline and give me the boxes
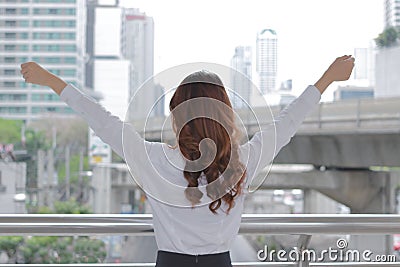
[0,0,387,123]
[119,0,383,101]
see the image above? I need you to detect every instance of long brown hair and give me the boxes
[169,70,246,214]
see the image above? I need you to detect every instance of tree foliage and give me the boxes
[57,154,90,184]
[28,117,88,154]
[20,236,106,264]
[0,118,22,144]
[38,199,92,214]
[375,26,399,48]
[0,237,23,263]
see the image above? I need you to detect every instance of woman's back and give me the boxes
[144,142,251,255]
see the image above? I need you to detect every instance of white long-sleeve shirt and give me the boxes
[60,83,321,255]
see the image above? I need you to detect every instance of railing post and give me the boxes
[318,104,322,129]
[296,234,312,267]
[356,99,361,127]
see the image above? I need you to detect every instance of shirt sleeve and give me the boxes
[241,85,321,188]
[59,83,149,159]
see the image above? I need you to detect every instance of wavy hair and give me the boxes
[169,70,246,214]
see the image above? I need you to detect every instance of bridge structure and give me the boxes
[135,95,400,168]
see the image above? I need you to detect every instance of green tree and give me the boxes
[0,236,23,263]
[37,199,91,214]
[53,199,92,214]
[375,26,399,48]
[0,118,22,144]
[21,235,105,264]
[73,237,107,263]
[57,154,90,184]
[28,117,88,154]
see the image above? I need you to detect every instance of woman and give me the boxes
[20,55,354,266]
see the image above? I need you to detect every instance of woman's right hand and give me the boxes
[20,62,67,95]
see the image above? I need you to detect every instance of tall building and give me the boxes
[384,0,400,28]
[353,47,375,86]
[84,0,97,90]
[121,8,160,120]
[375,45,400,97]
[93,3,131,121]
[230,46,252,108]
[256,29,277,95]
[0,0,86,122]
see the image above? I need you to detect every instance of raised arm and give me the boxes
[243,55,355,182]
[20,62,135,158]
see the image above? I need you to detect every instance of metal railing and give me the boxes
[0,214,400,266]
[1,214,400,235]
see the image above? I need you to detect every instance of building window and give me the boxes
[67,8,75,15]
[20,32,29,39]
[4,45,16,51]
[5,32,16,39]
[66,21,76,27]
[4,69,16,75]
[4,81,16,87]
[4,57,16,63]
[1,0,29,2]
[5,8,16,15]
[20,21,29,27]
[31,107,42,113]
[64,57,76,64]
[33,0,76,3]
[63,45,76,52]
[12,94,26,101]
[9,107,26,114]
[20,45,29,51]
[65,32,76,39]
[63,69,76,76]
[5,20,16,27]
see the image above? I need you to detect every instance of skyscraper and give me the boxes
[256,29,278,94]
[230,46,252,108]
[384,0,400,28]
[121,8,161,120]
[0,0,86,122]
[353,47,375,86]
[256,29,277,95]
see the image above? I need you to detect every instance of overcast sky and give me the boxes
[116,0,383,101]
